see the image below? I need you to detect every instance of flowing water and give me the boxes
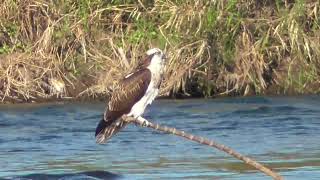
[0,96,320,180]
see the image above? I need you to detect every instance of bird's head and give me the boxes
[138,48,167,72]
[146,48,166,60]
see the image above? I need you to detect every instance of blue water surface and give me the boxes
[0,96,320,179]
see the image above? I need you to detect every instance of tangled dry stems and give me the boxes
[0,0,319,102]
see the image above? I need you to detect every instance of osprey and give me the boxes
[95,48,167,144]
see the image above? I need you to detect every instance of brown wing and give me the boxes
[95,69,151,143]
[108,69,151,116]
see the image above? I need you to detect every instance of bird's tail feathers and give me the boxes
[95,119,127,144]
[95,119,109,144]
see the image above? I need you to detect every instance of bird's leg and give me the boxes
[122,115,150,127]
[122,115,132,122]
[136,116,150,127]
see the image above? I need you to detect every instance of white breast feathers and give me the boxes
[127,80,159,118]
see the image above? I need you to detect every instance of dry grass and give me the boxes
[0,0,319,102]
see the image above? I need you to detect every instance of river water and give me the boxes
[0,96,319,180]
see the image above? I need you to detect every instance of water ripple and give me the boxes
[1,97,320,179]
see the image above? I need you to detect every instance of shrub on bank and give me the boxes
[0,0,319,102]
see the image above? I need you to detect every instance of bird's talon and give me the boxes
[142,120,150,127]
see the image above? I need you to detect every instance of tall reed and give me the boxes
[0,0,319,102]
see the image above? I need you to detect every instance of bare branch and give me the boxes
[125,116,283,180]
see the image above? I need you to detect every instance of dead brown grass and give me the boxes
[0,0,319,102]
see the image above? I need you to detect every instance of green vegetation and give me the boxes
[0,0,319,102]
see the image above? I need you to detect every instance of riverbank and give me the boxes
[0,1,319,103]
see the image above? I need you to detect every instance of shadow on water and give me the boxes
[2,171,122,180]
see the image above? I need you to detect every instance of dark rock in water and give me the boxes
[3,171,122,180]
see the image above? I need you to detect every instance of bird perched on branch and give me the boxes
[95,48,167,144]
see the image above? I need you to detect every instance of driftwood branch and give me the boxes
[125,117,283,180]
